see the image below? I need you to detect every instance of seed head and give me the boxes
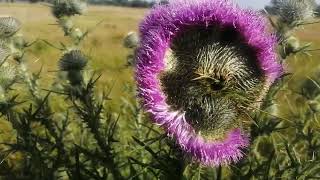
[59,50,87,71]
[0,17,21,38]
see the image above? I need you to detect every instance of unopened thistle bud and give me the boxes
[0,42,10,63]
[12,34,28,50]
[59,50,87,85]
[280,36,301,58]
[123,32,139,49]
[59,50,87,71]
[58,16,74,35]
[135,0,282,166]
[0,63,17,91]
[0,17,21,38]
[272,0,316,26]
[126,54,135,66]
[70,28,83,42]
[52,0,87,18]
[70,0,87,14]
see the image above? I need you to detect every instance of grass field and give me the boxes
[0,4,148,167]
[0,3,147,108]
[0,3,320,131]
[0,3,319,103]
[0,3,319,130]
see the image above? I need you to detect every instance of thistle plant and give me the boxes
[0,1,123,179]
[52,0,87,18]
[51,0,88,46]
[127,0,320,178]
[268,0,318,58]
[0,0,320,179]
[0,16,43,102]
[123,31,139,66]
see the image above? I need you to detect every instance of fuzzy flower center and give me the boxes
[160,26,266,140]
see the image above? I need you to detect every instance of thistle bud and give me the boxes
[272,0,316,26]
[12,34,28,50]
[280,36,300,58]
[126,54,136,66]
[52,0,87,18]
[58,16,74,35]
[0,17,21,38]
[123,32,139,49]
[59,50,87,71]
[0,42,10,63]
[70,0,87,14]
[70,28,83,42]
[0,63,17,90]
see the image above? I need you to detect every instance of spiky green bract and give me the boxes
[59,50,87,71]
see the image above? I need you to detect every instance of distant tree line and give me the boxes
[89,0,169,8]
[89,0,151,7]
[0,0,169,8]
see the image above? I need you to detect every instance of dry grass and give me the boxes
[0,4,148,168]
[0,3,319,119]
[0,3,147,106]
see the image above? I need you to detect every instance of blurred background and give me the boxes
[0,0,320,179]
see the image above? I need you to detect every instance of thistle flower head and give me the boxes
[52,0,87,18]
[0,17,21,38]
[135,0,282,166]
[272,0,316,26]
[59,50,87,71]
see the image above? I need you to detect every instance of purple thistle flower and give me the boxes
[135,0,283,166]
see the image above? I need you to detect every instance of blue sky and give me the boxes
[234,0,320,9]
